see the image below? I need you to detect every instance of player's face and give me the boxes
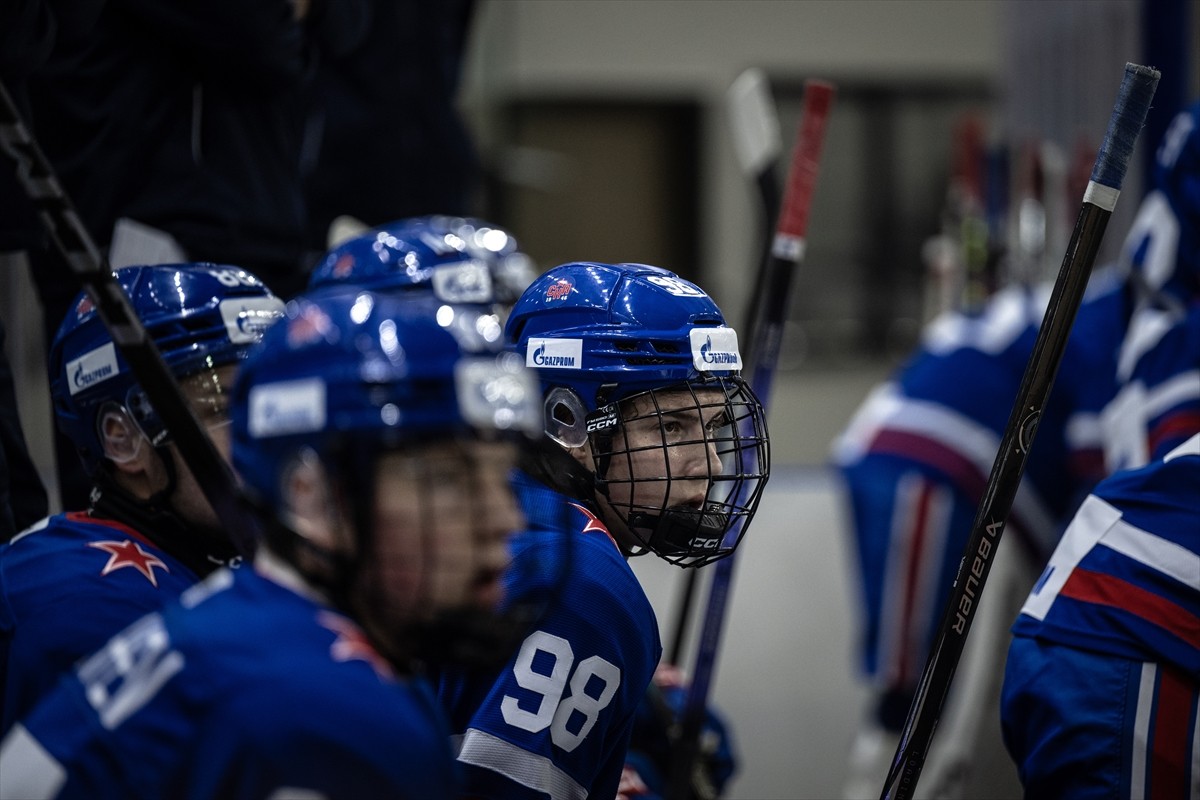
[599,387,728,539]
[150,364,239,531]
[366,439,522,627]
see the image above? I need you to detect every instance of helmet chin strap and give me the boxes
[626,505,730,559]
[90,446,242,577]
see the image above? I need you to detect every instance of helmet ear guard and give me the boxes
[543,387,590,449]
[97,404,146,465]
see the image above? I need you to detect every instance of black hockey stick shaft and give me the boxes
[880,62,1160,800]
[0,79,259,557]
[666,79,835,800]
[667,68,783,667]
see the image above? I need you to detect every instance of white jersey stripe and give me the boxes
[1021,494,1122,621]
[1130,662,1157,800]
[1145,369,1200,419]
[454,728,587,800]
[0,724,66,799]
[1101,516,1200,590]
[832,384,1059,540]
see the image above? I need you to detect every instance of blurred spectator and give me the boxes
[302,0,480,250]
[22,0,365,509]
[0,0,55,540]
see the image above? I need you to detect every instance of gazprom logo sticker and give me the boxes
[220,297,286,344]
[248,378,326,438]
[690,328,742,371]
[527,338,583,369]
[67,343,119,396]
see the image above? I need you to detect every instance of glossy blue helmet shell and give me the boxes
[48,263,285,474]
[504,262,740,413]
[308,215,535,306]
[231,288,541,511]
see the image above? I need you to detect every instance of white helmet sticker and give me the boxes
[526,338,583,370]
[66,342,119,396]
[248,378,326,438]
[432,260,494,304]
[690,328,742,371]
[455,356,542,435]
[645,275,706,297]
[219,297,286,344]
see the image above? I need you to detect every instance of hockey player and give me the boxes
[308,214,536,315]
[1001,431,1200,798]
[0,288,546,799]
[432,261,771,799]
[1101,101,1200,473]
[0,263,284,737]
[831,269,1121,797]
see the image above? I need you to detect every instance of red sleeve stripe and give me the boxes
[1060,567,1200,651]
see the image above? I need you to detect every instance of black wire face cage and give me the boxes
[588,377,770,567]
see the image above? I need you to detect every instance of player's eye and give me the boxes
[661,419,684,436]
[706,411,731,432]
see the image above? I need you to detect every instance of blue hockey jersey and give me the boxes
[0,512,202,737]
[1012,432,1200,677]
[0,563,458,799]
[1102,302,1200,473]
[832,283,1118,687]
[1002,434,1200,798]
[434,472,662,800]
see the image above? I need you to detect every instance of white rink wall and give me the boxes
[632,465,870,800]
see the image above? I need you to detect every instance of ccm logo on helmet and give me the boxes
[65,343,119,396]
[527,338,583,369]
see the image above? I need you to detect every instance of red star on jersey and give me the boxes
[317,611,394,681]
[569,502,617,547]
[88,539,169,587]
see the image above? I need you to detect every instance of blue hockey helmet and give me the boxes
[48,264,285,475]
[231,288,542,514]
[308,215,536,308]
[505,262,770,566]
[230,287,550,667]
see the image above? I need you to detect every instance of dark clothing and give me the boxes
[0,0,56,254]
[20,0,365,508]
[304,0,479,249]
[0,1,54,540]
[26,1,312,295]
[0,317,49,542]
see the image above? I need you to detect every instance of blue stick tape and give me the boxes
[1090,63,1161,191]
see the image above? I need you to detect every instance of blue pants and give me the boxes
[1002,635,1199,799]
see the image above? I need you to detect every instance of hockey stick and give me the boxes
[0,79,259,557]
[666,79,836,800]
[879,62,1160,800]
[667,67,783,668]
